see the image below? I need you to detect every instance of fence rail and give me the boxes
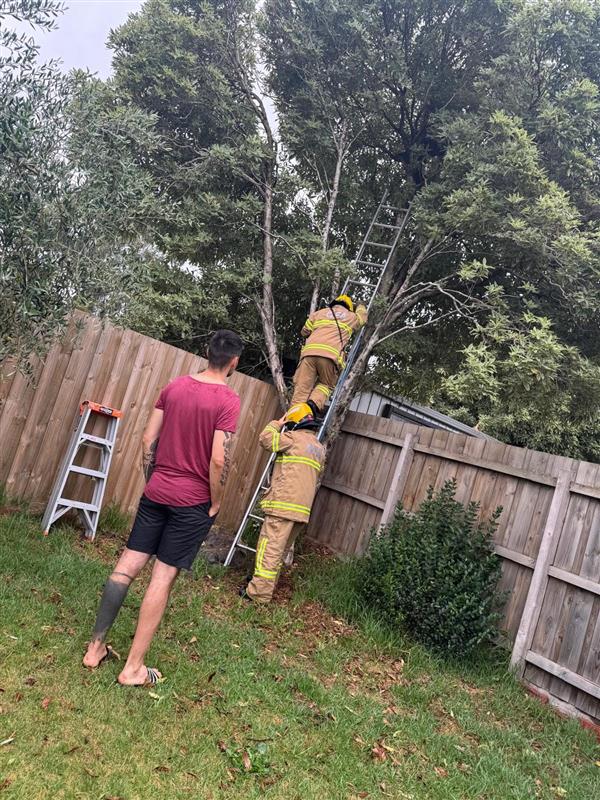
[307,411,600,726]
[0,313,280,530]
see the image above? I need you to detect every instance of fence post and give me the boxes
[510,469,573,677]
[380,433,416,528]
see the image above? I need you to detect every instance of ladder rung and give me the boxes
[249,513,265,522]
[347,280,378,289]
[236,543,257,553]
[356,260,386,268]
[365,241,393,249]
[80,433,112,447]
[57,499,99,512]
[381,204,400,211]
[69,465,105,479]
[373,222,400,230]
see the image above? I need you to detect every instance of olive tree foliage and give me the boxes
[0,0,159,367]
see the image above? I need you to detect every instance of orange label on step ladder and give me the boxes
[80,400,123,418]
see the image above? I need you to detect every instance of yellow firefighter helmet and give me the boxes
[285,402,314,426]
[334,294,354,312]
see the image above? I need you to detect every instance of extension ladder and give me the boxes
[224,193,411,566]
[41,401,123,540]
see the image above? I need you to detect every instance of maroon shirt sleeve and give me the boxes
[155,384,170,410]
[216,392,240,433]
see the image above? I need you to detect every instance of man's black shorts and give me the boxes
[126,494,215,570]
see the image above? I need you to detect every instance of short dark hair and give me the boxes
[208,329,244,369]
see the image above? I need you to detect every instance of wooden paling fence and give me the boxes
[0,313,280,530]
[2,316,600,726]
[307,411,600,726]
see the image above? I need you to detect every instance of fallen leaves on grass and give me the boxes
[23,676,35,686]
[371,742,387,762]
[40,697,51,710]
[433,766,449,778]
[342,656,407,698]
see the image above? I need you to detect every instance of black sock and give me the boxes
[91,575,132,643]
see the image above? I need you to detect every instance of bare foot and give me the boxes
[83,640,108,669]
[117,664,162,686]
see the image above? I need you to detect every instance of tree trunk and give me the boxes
[260,159,288,410]
[309,277,321,316]
[310,121,348,313]
[324,321,385,447]
[328,123,348,301]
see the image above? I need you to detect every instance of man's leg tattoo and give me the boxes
[91,571,135,643]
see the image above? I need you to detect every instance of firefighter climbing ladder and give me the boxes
[224,193,411,566]
[41,401,123,540]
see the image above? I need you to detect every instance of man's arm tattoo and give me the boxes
[142,438,159,483]
[220,432,233,486]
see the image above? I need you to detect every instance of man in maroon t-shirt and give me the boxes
[83,330,243,686]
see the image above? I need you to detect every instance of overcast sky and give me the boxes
[35,0,144,77]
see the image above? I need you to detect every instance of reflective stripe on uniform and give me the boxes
[304,318,315,331]
[254,537,278,580]
[315,383,331,398]
[271,430,281,452]
[310,319,354,335]
[301,343,345,366]
[261,500,311,518]
[275,455,322,472]
[302,342,340,357]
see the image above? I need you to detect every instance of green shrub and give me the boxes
[357,480,503,657]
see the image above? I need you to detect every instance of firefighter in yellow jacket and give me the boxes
[291,294,368,413]
[243,403,326,603]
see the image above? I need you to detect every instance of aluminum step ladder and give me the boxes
[41,401,123,540]
[224,193,411,566]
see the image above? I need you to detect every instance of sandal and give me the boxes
[85,644,120,670]
[144,667,162,686]
[118,666,164,687]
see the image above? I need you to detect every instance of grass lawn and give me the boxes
[0,510,598,800]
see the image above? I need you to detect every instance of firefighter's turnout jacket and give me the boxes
[258,419,326,523]
[301,303,368,368]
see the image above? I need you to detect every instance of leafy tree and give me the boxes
[321,1,600,444]
[263,0,376,309]
[438,313,600,462]
[0,0,159,365]
[110,0,294,404]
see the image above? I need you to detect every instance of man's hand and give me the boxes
[208,503,220,518]
[142,408,163,482]
[277,414,287,425]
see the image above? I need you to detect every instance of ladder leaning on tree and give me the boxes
[223,192,411,567]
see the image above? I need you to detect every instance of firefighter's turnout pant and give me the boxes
[290,355,339,411]
[246,516,304,603]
